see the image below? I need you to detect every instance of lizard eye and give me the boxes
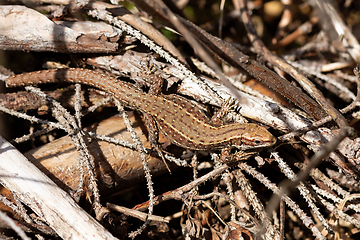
[254,140,262,145]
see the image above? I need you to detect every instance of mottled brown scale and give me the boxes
[6,68,276,150]
[164,94,209,122]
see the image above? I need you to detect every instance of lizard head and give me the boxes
[234,123,276,150]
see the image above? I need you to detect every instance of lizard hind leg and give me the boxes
[143,113,172,173]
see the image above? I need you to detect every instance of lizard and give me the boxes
[5,68,276,152]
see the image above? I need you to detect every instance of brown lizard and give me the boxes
[6,68,276,151]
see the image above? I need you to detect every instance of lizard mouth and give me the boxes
[235,137,277,150]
